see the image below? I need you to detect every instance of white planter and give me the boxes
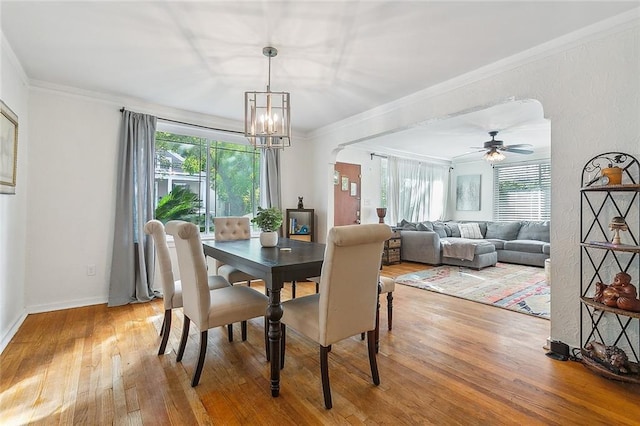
[260,231,278,247]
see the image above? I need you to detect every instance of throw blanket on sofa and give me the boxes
[441,239,477,261]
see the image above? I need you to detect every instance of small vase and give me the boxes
[260,231,278,247]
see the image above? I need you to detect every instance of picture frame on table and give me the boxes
[1,99,18,195]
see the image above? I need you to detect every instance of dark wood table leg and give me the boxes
[267,281,283,397]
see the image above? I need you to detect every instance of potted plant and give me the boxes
[251,206,284,247]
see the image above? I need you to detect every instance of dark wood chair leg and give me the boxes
[315,282,319,293]
[228,324,233,342]
[367,330,380,386]
[176,316,190,362]
[360,333,365,340]
[241,321,247,341]
[191,330,208,387]
[280,324,286,369]
[387,291,393,330]
[291,281,296,299]
[264,318,269,361]
[320,345,332,409]
[375,295,381,353]
[158,309,172,355]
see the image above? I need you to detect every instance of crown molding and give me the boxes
[309,8,640,142]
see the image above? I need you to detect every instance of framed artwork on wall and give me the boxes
[1,99,18,195]
[456,174,481,211]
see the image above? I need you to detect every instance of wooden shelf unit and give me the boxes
[286,209,315,242]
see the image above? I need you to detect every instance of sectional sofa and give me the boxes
[397,220,550,269]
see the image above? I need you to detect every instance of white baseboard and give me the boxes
[26,296,107,314]
[0,310,28,355]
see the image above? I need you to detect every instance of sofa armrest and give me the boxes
[400,230,441,265]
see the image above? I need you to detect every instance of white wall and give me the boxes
[448,160,494,220]
[25,90,121,311]
[308,22,640,348]
[0,35,30,352]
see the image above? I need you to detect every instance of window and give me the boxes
[493,161,550,221]
[153,123,260,234]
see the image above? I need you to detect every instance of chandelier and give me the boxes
[483,147,505,163]
[244,47,291,149]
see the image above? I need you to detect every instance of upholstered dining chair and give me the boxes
[280,223,392,409]
[166,220,269,387]
[213,217,257,288]
[365,276,395,353]
[144,219,232,355]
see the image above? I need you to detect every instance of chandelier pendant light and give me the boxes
[244,46,291,149]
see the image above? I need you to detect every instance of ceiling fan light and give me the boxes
[484,149,505,163]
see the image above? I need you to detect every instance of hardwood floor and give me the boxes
[2,261,639,425]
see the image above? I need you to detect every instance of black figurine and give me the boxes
[298,196,304,209]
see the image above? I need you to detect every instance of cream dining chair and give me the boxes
[213,217,257,293]
[166,220,269,387]
[144,220,233,355]
[280,223,392,409]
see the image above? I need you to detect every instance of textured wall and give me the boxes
[308,24,640,348]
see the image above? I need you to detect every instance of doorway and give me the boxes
[334,162,361,226]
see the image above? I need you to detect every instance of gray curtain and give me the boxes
[260,149,282,209]
[108,110,159,306]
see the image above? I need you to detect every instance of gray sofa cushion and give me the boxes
[543,243,551,255]
[486,239,505,250]
[517,221,550,242]
[485,222,522,240]
[444,221,461,237]
[432,222,447,238]
[416,221,433,231]
[503,240,547,254]
[398,219,417,230]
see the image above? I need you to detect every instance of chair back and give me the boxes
[214,217,251,241]
[144,220,176,310]
[318,224,392,346]
[165,220,211,329]
[213,217,251,272]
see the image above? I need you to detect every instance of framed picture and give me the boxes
[456,174,481,211]
[341,176,349,191]
[1,100,18,195]
[333,170,340,185]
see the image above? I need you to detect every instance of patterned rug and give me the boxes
[395,262,549,319]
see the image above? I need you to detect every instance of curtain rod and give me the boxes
[370,153,387,160]
[120,107,245,136]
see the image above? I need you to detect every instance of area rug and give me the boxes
[395,263,549,319]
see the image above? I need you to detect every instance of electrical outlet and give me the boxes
[87,264,96,276]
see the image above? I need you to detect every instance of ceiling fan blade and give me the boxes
[502,148,534,154]
[503,143,533,149]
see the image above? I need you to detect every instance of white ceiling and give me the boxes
[2,1,638,159]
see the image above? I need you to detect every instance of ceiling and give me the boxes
[2,1,638,160]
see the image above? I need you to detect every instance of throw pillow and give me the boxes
[459,222,483,239]
[398,219,417,230]
[432,222,448,238]
[444,221,461,237]
[416,222,432,232]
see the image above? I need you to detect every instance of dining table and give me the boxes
[202,237,326,397]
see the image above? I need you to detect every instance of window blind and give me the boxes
[493,161,551,221]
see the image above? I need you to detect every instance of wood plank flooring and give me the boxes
[2,261,639,425]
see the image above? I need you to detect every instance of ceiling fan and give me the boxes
[471,130,534,162]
